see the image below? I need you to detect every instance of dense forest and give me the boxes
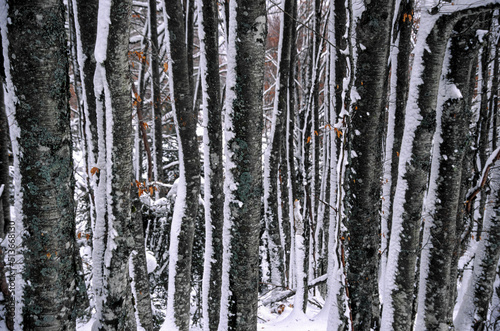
[1,0,500,330]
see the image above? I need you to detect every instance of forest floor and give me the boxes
[76,293,327,330]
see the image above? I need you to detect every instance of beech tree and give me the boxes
[1,0,79,329]
[218,0,267,329]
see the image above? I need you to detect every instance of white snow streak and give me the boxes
[0,2,25,328]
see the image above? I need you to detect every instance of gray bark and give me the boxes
[165,0,201,329]
[198,0,223,329]
[131,193,154,331]
[5,1,79,329]
[419,16,481,330]
[344,0,394,328]
[95,0,137,329]
[221,0,267,329]
[76,0,98,161]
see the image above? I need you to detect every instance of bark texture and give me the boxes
[6,1,79,329]
[165,0,201,328]
[198,0,223,329]
[221,0,267,329]
[344,0,394,328]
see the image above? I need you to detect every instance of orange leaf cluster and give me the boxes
[90,167,99,176]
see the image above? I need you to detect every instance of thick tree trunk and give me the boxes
[218,0,266,329]
[344,0,394,328]
[416,16,481,330]
[198,0,223,329]
[3,1,79,329]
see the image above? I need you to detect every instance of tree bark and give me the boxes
[344,0,394,328]
[149,0,163,184]
[198,0,223,329]
[219,0,266,329]
[165,0,201,329]
[3,1,79,329]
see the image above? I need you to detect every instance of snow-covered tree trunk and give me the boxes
[343,0,394,328]
[218,0,266,329]
[382,8,463,331]
[379,0,413,306]
[91,0,138,329]
[72,0,98,243]
[415,15,481,330]
[1,0,80,328]
[198,0,223,329]
[130,192,154,331]
[164,0,201,329]
[263,0,295,289]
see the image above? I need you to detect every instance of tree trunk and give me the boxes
[218,0,266,329]
[164,0,201,329]
[344,0,394,328]
[198,0,223,329]
[149,0,163,185]
[91,0,137,329]
[2,1,79,329]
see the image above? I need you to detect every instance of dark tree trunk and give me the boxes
[76,0,99,160]
[198,0,223,329]
[418,16,481,329]
[344,0,394,328]
[165,0,201,329]
[149,0,163,184]
[4,1,79,329]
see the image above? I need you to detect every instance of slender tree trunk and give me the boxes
[149,0,163,185]
[218,0,266,329]
[198,0,223,329]
[130,191,154,331]
[91,0,138,329]
[164,0,201,329]
[379,0,413,307]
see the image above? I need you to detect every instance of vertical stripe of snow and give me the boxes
[149,5,159,186]
[379,5,400,306]
[381,10,440,327]
[92,1,116,328]
[218,0,238,328]
[0,3,25,328]
[414,38,452,331]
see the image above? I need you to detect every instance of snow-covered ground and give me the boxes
[77,294,328,331]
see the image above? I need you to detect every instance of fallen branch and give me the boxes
[261,274,328,306]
